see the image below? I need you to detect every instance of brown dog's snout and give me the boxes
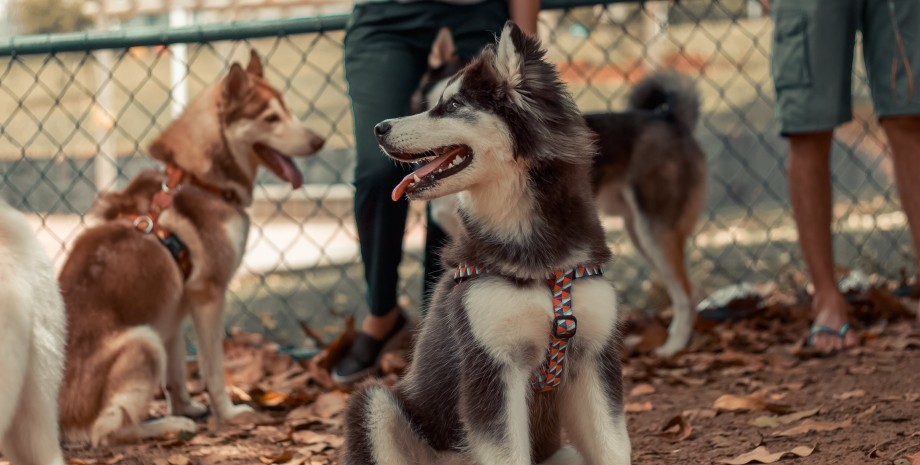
[310,135,325,152]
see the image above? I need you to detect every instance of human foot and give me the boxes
[808,292,858,352]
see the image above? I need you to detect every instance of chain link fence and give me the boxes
[0,0,911,347]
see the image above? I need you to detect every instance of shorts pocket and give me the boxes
[772,13,813,90]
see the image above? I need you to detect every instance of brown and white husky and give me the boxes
[343,22,630,465]
[57,50,325,445]
[415,27,708,357]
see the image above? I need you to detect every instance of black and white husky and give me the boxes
[342,22,630,465]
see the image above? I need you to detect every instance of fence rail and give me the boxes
[0,0,911,347]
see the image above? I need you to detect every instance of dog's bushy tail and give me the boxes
[628,71,700,131]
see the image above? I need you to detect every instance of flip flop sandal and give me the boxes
[807,322,852,348]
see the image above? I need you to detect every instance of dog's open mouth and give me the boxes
[254,143,304,189]
[390,145,473,201]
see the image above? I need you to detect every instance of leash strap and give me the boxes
[453,263,603,392]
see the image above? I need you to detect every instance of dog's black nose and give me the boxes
[374,121,391,137]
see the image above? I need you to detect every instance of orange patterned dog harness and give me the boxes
[453,264,603,392]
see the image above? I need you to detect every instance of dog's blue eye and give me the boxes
[447,99,461,112]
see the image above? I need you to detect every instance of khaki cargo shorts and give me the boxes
[772,0,920,135]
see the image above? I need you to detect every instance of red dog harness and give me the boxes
[453,264,603,392]
[117,165,237,280]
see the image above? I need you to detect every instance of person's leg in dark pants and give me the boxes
[333,6,427,384]
[334,0,511,384]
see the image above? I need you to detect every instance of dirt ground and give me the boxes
[6,277,920,465]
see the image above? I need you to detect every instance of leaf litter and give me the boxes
[21,270,920,465]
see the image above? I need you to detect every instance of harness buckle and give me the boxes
[133,215,154,234]
[552,315,577,339]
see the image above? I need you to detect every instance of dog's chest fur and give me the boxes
[460,274,618,365]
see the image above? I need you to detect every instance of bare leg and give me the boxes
[880,116,920,323]
[361,306,401,339]
[787,132,858,351]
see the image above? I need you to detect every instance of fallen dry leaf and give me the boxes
[713,392,789,414]
[749,407,821,428]
[908,451,920,465]
[167,455,190,465]
[719,445,815,464]
[625,401,653,413]
[255,390,289,408]
[260,449,294,464]
[630,383,656,396]
[653,415,692,442]
[103,455,125,465]
[683,408,718,421]
[857,404,878,420]
[313,391,349,419]
[832,389,865,400]
[847,365,876,376]
[774,418,852,437]
[636,320,669,353]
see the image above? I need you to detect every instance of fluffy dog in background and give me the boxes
[0,198,67,465]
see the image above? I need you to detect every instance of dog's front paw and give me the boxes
[173,400,209,419]
[653,337,689,358]
[217,403,261,424]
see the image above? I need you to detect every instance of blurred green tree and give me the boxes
[14,0,93,34]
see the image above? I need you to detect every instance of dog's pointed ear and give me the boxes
[428,27,456,69]
[224,63,251,99]
[246,49,264,77]
[494,21,525,87]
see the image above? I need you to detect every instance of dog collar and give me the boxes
[453,264,603,392]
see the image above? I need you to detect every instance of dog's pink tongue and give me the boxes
[391,147,464,201]
[277,156,304,189]
[262,149,304,189]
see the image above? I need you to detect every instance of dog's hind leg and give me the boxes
[558,343,631,465]
[90,326,189,446]
[623,190,694,357]
[113,416,197,442]
[342,383,437,465]
[651,230,695,357]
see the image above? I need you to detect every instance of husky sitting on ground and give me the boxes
[0,199,67,465]
[343,22,630,465]
[57,50,325,446]
[416,28,707,357]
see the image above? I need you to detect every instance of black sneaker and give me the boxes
[331,312,409,386]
